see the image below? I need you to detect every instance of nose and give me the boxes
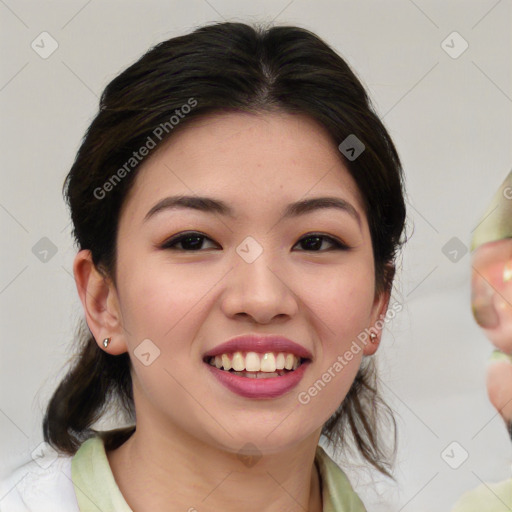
[220,252,298,324]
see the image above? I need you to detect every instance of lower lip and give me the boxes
[205,361,310,399]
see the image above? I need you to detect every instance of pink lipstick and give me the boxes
[203,334,312,399]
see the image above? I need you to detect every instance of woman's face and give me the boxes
[107,111,389,453]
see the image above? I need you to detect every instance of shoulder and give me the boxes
[315,445,367,512]
[0,444,79,512]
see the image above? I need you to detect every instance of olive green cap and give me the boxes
[471,170,512,251]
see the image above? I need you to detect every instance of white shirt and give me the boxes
[0,447,79,512]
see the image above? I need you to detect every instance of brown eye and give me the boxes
[294,233,350,252]
[160,232,219,251]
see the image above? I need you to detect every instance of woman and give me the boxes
[0,21,406,511]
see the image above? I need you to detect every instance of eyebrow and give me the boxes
[144,194,361,228]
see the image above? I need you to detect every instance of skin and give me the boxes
[471,239,512,353]
[74,111,390,512]
[472,240,512,427]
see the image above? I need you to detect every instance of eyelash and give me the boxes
[159,231,351,252]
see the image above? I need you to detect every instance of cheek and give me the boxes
[118,255,218,341]
[294,263,375,417]
[313,263,376,337]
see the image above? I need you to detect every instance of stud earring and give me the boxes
[370,333,378,343]
[103,337,111,348]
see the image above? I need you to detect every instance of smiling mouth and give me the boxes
[204,351,307,378]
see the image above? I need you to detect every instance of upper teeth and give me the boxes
[209,352,301,372]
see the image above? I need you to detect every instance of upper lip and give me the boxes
[203,334,313,360]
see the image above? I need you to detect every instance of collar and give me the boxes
[71,434,365,511]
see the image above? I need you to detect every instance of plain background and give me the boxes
[0,1,511,510]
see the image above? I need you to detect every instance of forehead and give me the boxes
[121,111,365,222]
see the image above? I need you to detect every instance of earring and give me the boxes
[103,337,111,348]
[370,333,378,343]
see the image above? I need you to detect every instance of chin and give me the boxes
[208,421,319,456]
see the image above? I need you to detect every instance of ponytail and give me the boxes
[42,319,134,454]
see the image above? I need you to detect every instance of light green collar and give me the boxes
[71,435,131,511]
[71,435,366,511]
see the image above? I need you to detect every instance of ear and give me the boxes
[362,267,394,356]
[73,249,128,355]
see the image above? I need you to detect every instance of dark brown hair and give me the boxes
[43,21,407,477]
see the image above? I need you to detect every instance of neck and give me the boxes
[106,420,323,512]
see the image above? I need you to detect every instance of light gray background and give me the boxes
[1,1,511,510]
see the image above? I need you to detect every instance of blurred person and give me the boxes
[452,171,512,511]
